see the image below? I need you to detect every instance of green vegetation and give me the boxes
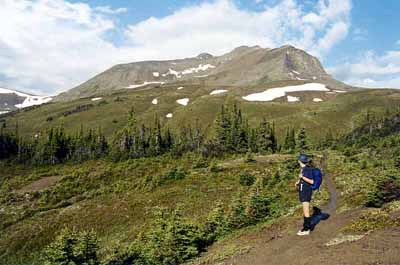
[2,95,400,264]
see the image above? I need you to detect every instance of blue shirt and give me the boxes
[301,167,313,184]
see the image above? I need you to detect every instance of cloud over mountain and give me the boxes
[0,0,351,95]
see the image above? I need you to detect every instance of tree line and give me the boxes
[0,104,310,165]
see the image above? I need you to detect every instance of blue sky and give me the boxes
[0,0,399,95]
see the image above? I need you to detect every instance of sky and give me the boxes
[0,0,399,95]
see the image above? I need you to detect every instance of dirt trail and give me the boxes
[206,154,400,265]
[16,175,61,194]
[321,152,337,214]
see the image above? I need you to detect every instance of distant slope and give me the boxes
[0,87,52,114]
[3,79,397,144]
[55,45,352,101]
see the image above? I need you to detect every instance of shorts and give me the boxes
[299,180,313,202]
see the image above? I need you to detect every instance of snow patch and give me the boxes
[91,97,103,101]
[153,72,159,77]
[194,75,209,78]
[152,98,158,105]
[242,83,329,102]
[313,98,323,102]
[0,87,52,109]
[0,111,9,115]
[177,86,184,90]
[162,69,181,78]
[312,76,317,80]
[177,98,189,106]
[124,82,164,89]
[210,90,228,95]
[166,113,173,118]
[334,90,347,93]
[181,64,215,75]
[292,70,300,75]
[287,96,300,102]
[15,96,53,108]
[162,64,215,79]
[296,77,308,81]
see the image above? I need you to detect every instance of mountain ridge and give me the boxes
[55,45,352,101]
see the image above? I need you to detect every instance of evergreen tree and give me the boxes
[214,105,231,150]
[257,119,275,153]
[296,128,308,151]
[245,178,270,224]
[42,228,100,265]
[203,202,228,243]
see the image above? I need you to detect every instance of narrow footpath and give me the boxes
[209,154,400,265]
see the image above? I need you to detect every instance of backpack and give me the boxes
[311,168,323,190]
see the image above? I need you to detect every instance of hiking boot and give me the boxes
[297,228,311,236]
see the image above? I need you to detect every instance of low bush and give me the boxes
[239,172,256,186]
[42,228,100,265]
[366,175,400,208]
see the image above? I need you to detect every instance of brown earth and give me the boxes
[194,154,400,265]
[17,175,61,194]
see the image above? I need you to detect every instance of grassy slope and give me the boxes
[2,83,400,141]
[0,153,297,264]
[2,85,400,263]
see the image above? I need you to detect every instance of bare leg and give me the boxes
[302,202,310,218]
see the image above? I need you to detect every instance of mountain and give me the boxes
[55,45,351,101]
[0,87,52,115]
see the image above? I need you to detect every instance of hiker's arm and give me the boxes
[300,175,314,185]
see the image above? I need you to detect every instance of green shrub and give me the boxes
[42,228,100,265]
[104,243,149,265]
[226,196,248,229]
[209,161,222,173]
[145,207,207,265]
[366,175,400,208]
[192,157,209,169]
[245,178,270,224]
[343,209,400,233]
[245,192,270,224]
[202,202,229,243]
[360,159,368,169]
[239,172,256,186]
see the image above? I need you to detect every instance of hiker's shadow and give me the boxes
[310,207,330,231]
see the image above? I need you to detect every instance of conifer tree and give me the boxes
[296,128,308,151]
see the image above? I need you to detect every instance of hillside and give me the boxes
[1,44,400,265]
[2,82,399,143]
[55,45,351,101]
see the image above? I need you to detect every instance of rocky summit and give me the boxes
[55,45,351,101]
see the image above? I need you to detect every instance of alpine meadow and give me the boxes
[1,1,400,265]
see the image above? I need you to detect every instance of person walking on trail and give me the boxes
[295,153,318,236]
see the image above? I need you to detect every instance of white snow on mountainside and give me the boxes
[210,90,228,95]
[162,64,215,78]
[287,96,300,102]
[242,83,329,102]
[0,87,53,109]
[177,98,189,106]
[124,82,164,89]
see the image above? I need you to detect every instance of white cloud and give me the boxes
[328,50,400,89]
[396,40,400,46]
[95,6,128,14]
[0,0,352,95]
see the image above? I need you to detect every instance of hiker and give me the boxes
[295,154,321,236]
